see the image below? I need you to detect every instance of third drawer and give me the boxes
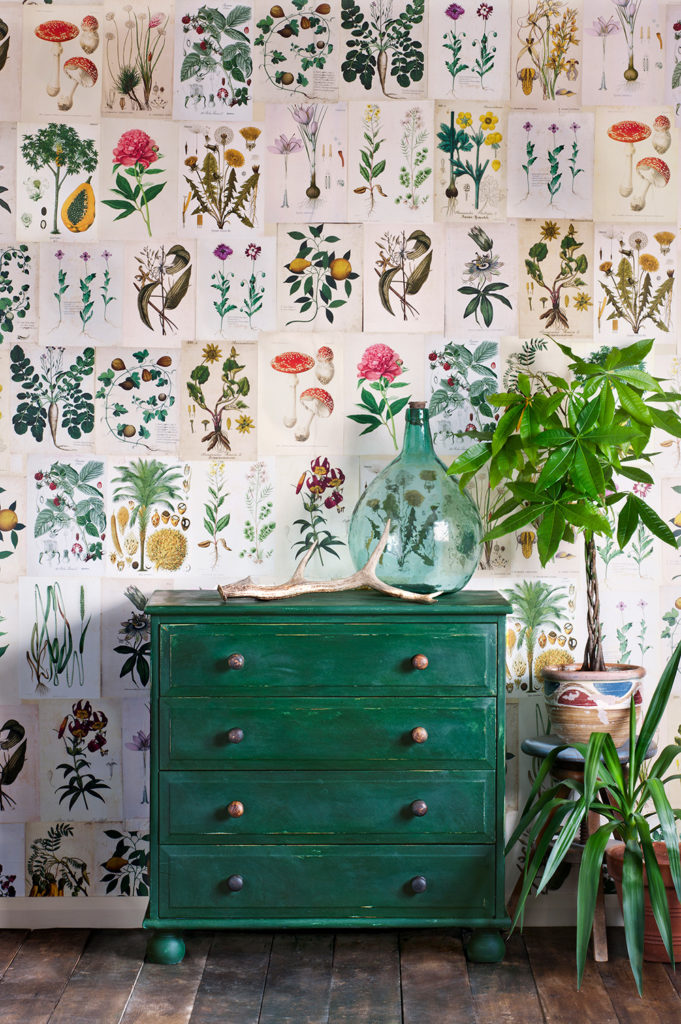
[159,769,496,844]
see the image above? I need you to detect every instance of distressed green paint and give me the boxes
[145,589,511,961]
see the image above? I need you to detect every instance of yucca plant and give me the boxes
[508,638,681,994]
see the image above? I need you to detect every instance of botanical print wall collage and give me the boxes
[1,0,681,918]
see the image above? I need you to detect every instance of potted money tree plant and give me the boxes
[449,337,681,745]
[506,639,681,994]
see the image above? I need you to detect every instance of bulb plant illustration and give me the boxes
[524,220,589,331]
[96,350,175,449]
[254,3,334,97]
[291,102,326,202]
[612,0,642,82]
[55,699,110,811]
[458,225,512,327]
[374,228,432,321]
[183,127,260,230]
[20,123,98,236]
[186,343,252,455]
[101,129,166,238]
[123,729,151,804]
[599,229,674,335]
[348,343,411,450]
[340,0,425,97]
[10,344,95,449]
[354,103,387,215]
[437,109,502,212]
[293,456,346,565]
[283,224,358,326]
[587,15,619,92]
[267,132,303,208]
[111,459,183,573]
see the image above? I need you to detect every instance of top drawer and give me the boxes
[158,620,497,696]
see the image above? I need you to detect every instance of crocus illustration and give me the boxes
[291,103,327,201]
[612,0,643,82]
[102,129,166,237]
[586,15,619,91]
[267,132,303,208]
[125,729,150,805]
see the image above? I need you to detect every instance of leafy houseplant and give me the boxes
[508,638,681,994]
[449,338,681,737]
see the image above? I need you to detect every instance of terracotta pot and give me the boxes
[542,663,644,747]
[606,842,681,962]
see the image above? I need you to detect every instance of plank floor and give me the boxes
[0,927,679,1024]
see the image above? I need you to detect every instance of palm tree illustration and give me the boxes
[505,580,567,693]
[112,459,183,572]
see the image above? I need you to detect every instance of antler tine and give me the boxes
[364,519,392,574]
[290,541,318,583]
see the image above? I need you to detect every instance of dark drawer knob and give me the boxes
[410,800,428,817]
[411,654,429,670]
[227,874,243,892]
[411,875,427,894]
[227,728,244,744]
[411,727,428,744]
[227,801,244,818]
[228,653,245,670]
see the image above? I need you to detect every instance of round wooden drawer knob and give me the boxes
[227,801,244,818]
[228,653,245,670]
[411,654,429,670]
[227,874,243,892]
[227,728,244,744]
[410,875,427,894]
[410,800,428,817]
[411,727,428,744]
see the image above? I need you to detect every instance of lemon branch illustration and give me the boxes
[284,224,358,326]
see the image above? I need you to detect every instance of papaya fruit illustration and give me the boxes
[61,179,95,233]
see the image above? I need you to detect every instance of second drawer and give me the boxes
[159,769,496,844]
[160,697,496,769]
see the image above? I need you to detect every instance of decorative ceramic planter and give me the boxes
[542,663,645,747]
[606,842,681,962]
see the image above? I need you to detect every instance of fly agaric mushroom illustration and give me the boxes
[295,387,334,442]
[80,15,99,54]
[652,114,671,154]
[630,156,670,212]
[315,346,334,384]
[58,57,98,111]
[271,351,314,428]
[35,20,79,98]
[607,120,651,197]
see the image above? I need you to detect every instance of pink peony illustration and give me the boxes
[113,129,159,169]
[357,343,404,383]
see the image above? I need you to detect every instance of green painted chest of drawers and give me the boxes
[144,589,512,964]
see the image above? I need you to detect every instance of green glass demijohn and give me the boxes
[348,402,483,593]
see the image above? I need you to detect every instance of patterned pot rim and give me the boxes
[542,663,646,683]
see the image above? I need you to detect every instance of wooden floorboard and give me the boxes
[188,932,273,1024]
[467,932,545,1024]
[399,929,474,1024]
[4,925,681,1023]
[47,930,147,1024]
[327,931,402,1024]
[0,929,89,1024]
[0,930,29,980]
[118,932,212,1024]
[259,932,334,1024]
[597,927,681,1024]
[524,927,618,1024]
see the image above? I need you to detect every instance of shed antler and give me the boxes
[217,521,442,604]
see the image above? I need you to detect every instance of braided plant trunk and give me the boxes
[581,534,607,672]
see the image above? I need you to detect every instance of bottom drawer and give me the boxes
[158,844,496,920]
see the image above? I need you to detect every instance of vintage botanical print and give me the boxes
[594,106,677,222]
[28,458,106,574]
[338,0,427,99]
[0,244,38,347]
[174,2,253,117]
[108,459,191,576]
[434,102,506,220]
[195,237,276,339]
[427,339,498,454]
[594,224,676,340]
[39,244,123,345]
[582,3,663,105]
[181,342,257,460]
[99,120,177,240]
[180,121,264,234]
[95,348,179,454]
[506,112,594,220]
[0,704,39,823]
[428,1,511,102]
[10,344,95,454]
[26,821,92,897]
[254,0,339,101]
[363,222,444,333]
[519,218,594,338]
[259,336,342,452]
[21,5,103,121]
[446,222,517,335]
[277,223,362,331]
[102,6,172,116]
[511,0,581,107]
[124,241,195,343]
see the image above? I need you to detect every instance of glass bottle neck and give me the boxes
[402,406,435,458]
